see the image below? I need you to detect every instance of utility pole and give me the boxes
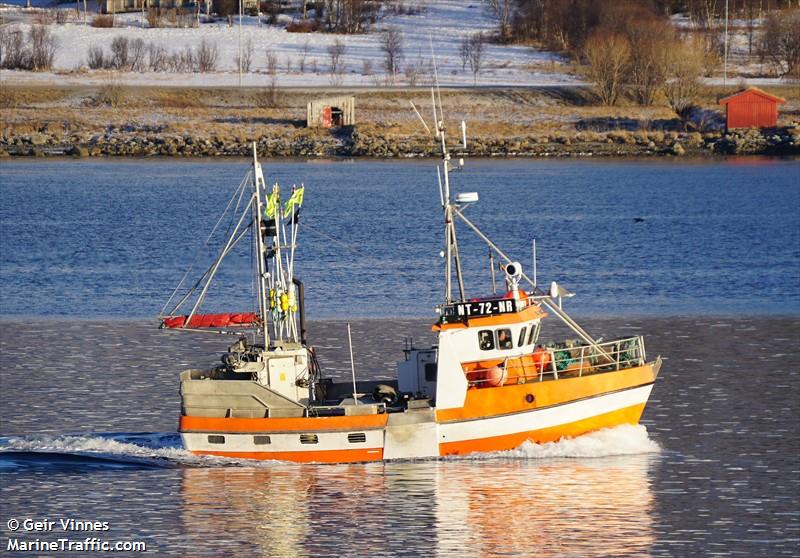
[723,0,729,85]
[238,0,242,88]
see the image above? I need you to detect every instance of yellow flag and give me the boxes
[283,186,305,218]
[265,187,280,219]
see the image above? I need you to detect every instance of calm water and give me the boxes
[0,157,798,317]
[1,158,799,557]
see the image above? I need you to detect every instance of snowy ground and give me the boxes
[0,0,578,87]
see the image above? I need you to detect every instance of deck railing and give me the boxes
[465,335,646,388]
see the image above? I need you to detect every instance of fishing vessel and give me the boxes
[161,110,661,463]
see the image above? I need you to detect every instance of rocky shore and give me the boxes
[1,125,798,159]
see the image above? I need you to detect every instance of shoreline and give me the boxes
[2,84,797,159]
[3,127,798,159]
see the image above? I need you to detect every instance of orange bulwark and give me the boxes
[179,413,388,434]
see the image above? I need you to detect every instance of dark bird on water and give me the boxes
[633,217,645,223]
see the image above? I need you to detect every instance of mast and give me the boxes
[434,91,464,304]
[252,144,270,349]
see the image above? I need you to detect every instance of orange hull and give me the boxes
[179,361,659,463]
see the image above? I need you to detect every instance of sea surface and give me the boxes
[1,157,799,557]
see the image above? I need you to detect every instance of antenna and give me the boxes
[429,34,444,127]
[347,323,359,405]
[532,239,537,287]
[430,87,439,138]
[409,100,431,135]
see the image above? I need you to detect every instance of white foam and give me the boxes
[1,424,660,467]
[0,433,208,466]
[489,424,661,460]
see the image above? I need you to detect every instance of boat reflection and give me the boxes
[179,455,656,557]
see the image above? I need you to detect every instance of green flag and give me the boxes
[283,186,304,218]
[265,187,280,219]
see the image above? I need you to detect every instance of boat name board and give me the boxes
[441,299,517,323]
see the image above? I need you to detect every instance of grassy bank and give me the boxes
[1,84,798,158]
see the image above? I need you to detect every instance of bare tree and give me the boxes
[327,38,346,85]
[128,38,146,72]
[264,49,279,107]
[86,44,104,69]
[467,32,485,85]
[29,25,58,71]
[626,19,673,105]
[381,26,403,83]
[664,36,706,117]
[236,37,253,73]
[1,29,29,69]
[195,38,218,72]
[759,9,800,77]
[459,35,470,70]
[299,40,309,73]
[484,0,514,42]
[583,31,631,106]
[323,0,380,33]
[110,36,129,69]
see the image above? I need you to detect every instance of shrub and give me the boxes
[87,44,105,69]
[196,38,218,72]
[758,9,800,77]
[5,28,31,69]
[92,15,114,28]
[286,19,319,33]
[33,9,55,25]
[98,76,124,107]
[381,27,403,82]
[146,8,161,28]
[29,25,57,71]
[148,43,167,71]
[583,31,630,106]
[129,38,147,72]
[110,36,129,69]
[235,37,252,73]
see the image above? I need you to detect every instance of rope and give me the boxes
[159,172,251,318]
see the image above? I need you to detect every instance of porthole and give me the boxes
[208,435,225,444]
[253,435,271,445]
[300,434,319,444]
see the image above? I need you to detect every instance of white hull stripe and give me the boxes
[439,384,653,444]
[439,381,656,425]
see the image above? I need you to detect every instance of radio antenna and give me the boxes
[429,34,444,128]
[409,100,431,135]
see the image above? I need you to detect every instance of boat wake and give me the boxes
[0,432,209,470]
[1,424,659,470]
[489,424,661,460]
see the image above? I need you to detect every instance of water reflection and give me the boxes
[179,455,656,557]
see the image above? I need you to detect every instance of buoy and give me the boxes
[532,346,552,372]
[483,365,506,387]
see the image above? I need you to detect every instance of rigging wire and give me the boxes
[160,172,251,318]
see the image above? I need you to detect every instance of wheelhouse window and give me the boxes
[527,322,540,345]
[518,327,527,347]
[479,330,495,351]
[496,328,513,350]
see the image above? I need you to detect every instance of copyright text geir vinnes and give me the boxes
[5,517,146,553]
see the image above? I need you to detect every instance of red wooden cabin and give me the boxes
[719,87,785,130]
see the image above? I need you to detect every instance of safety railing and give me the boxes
[465,335,646,388]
